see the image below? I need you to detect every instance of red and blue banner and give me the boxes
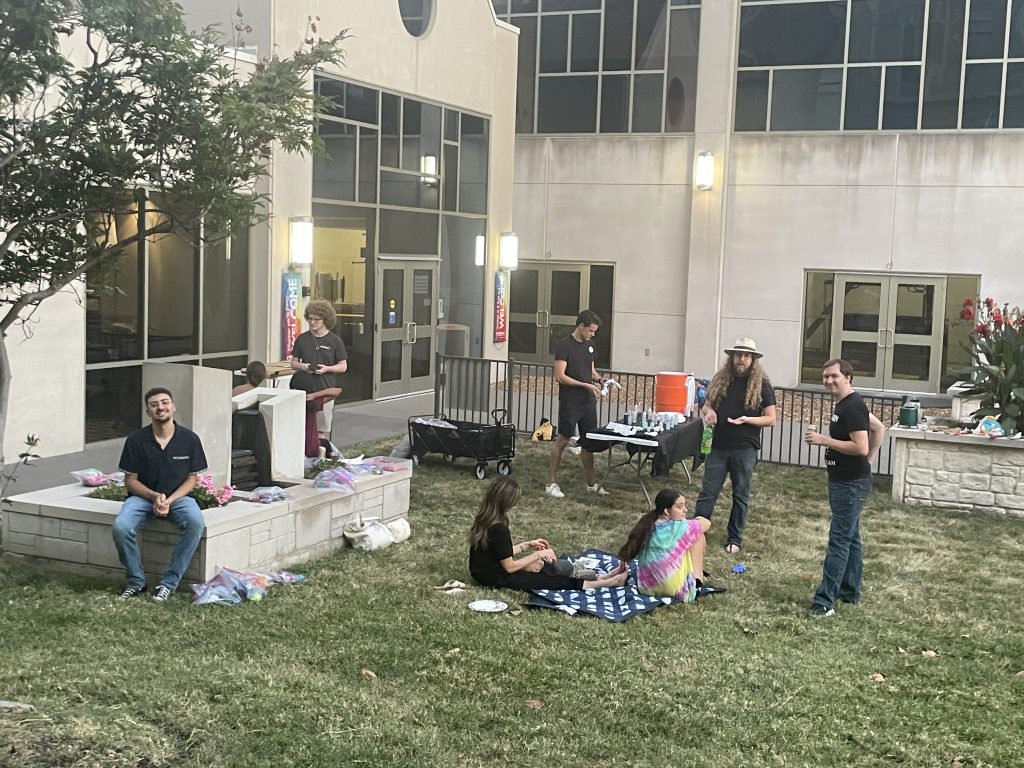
[494,269,509,344]
[281,271,302,358]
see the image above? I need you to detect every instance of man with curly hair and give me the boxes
[289,299,349,442]
[694,338,776,553]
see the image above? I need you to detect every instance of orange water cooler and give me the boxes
[655,372,694,417]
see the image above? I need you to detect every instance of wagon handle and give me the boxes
[491,408,507,425]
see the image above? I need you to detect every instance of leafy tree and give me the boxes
[0,0,346,463]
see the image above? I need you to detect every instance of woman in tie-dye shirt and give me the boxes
[618,489,712,603]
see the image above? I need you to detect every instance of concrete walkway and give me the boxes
[2,392,434,495]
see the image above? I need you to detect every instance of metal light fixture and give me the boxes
[695,151,715,191]
[499,232,519,270]
[474,234,485,267]
[289,216,314,266]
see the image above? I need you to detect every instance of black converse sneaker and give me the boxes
[119,585,147,599]
[151,585,172,603]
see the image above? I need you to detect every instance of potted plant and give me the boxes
[958,297,1024,436]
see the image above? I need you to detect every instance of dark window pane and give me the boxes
[570,13,600,71]
[444,109,458,141]
[840,341,878,377]
[735,70,769,131]
[399,0,432,37]
[380,170,439,209]
[882,65,921,129]
[635,0,668,70]
[358,127,378,203]
[442,143,458,211]
[632,73,664,132]
[1010,0,1024,57]
[459,114,489,214]
[86,213,142,364]
[540,13,569,72]
[739,3,846,67]
[513,16,538,133]
[202,232,249,354]
[588,265,614,369]
[148,199,197,358]
[401,100,442,174]
[603,0,634,71]
[922,0,967,128]
[493,0,510,13]
[542,0,600,9]
[600,74,630,132]
[671,0,700,5]
[1004,62,1024,127]
[537,75,598,132]
[967,0,1008,59]
[844,67,881,130]
[344,82,379,124]
[511,0,538,11]
[849,0,925,63]
[315,76,346,119]
[379,210,438,255]
[85,367,142,443]
[665,8,700,132]
[381,93,400,167]
[770,68,842,131]
[549,270,581,316]
[961,63,1003,128]
[509,269,539,313]
[314,121,356,200]
[439,216,485,358]
[411,268,433,327]
[380,340,402,382]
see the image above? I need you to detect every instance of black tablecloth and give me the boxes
[579,418,704,480]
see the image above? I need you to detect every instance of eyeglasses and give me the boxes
[147,399,173,409]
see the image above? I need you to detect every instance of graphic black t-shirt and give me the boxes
[711,377,776,450]
[469,522,514,587]
[553,334,597,404]
[290,330,348,391]
[826,392,871,481]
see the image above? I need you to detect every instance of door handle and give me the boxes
[406,322,417,344]
[535,311,543,328]
[885,328,894,348]
[541,310,550,328]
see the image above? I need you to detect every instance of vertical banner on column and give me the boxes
[281,271,302,359]
[493,269,509,344]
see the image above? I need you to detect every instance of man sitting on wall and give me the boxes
[112,387,208,603]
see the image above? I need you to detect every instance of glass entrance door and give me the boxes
[509,262,590,363]
[375,260,438,398]
[830,273,946,393]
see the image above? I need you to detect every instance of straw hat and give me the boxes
[724,338,763,359]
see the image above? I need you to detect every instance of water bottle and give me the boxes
[701,424,714,455]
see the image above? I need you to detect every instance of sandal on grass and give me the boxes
[724,543,741,554]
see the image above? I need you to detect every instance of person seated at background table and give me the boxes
[232,360,267,397]
[469,477,628,592]
[619,489,724,602]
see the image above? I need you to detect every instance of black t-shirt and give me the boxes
[553,334,597,404]
[468,522,514,587]
[290,330,348,391]
[118,423,208,496]
[826,392,871,480]
[710,377,776,450]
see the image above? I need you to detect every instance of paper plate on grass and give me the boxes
[468,599,508,613]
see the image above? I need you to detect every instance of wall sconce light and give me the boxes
[420,154,439,187]
[695,151,715,191]
[289,216,314,266]
[474,234,485,267]
[499,232,519,270]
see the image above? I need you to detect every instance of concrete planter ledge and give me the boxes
[1,461,412,586]
[890,427,1024,516]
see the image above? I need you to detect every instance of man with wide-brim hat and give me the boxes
[695,337,777,554]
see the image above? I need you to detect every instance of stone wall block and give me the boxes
[251,529,271,544]
[908,484,932,499]
[909,447,944,469]
[270,514,293,540]
[294,505,330,549]
[330,494,358,521]
[275,533,296,557]
[37,536,88,563]
[904,467,935,486]
[998,451,1024,467]
[382,480,411,521]
[5,531,38,553]
[931,482,960,502]
[991,465,1020,478]
[934,471,959,483]
[995,494,1024,510]
[957,489,994,505]
[943,451,990,473]
[990,476,1017,494]
[87,524,120,568]
[960,473,991,491]
[249,539,276,567]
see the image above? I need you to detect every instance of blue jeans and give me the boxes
[694,447,758,547]
[813,475,873,610]
[112,495,205,591]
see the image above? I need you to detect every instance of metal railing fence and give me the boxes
[433,354,899,476]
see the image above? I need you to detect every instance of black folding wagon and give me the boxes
[408,409,516,479]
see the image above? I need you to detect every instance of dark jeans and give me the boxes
[694,446,758,547]
[813,475,873,610]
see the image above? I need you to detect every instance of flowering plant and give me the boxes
[959,297,1024,435]
[190,474,235,510]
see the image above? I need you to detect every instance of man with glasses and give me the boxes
[112,388,208,602]
[289,299,349,445]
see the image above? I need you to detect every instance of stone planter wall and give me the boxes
[890,428,1024,516]
[1,461,412,585]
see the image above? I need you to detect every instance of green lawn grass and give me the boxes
[1,440,1022,767]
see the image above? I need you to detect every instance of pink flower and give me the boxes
[960,306,974,321]
[993,310,1003,328]
[963,297,974,307]
[985,297,996,309]
[975,322,990,338]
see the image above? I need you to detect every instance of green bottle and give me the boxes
[700,424,714,455]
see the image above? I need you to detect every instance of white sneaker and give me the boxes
[587,483,609,496]
[566,444,582,455]
[545,483,564,498]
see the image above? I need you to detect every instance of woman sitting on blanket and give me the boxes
[619,489,720,602]
[469,477,628,592]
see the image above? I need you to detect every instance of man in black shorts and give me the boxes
[545,309,608,498]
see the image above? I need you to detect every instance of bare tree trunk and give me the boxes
[0,334,9,467]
